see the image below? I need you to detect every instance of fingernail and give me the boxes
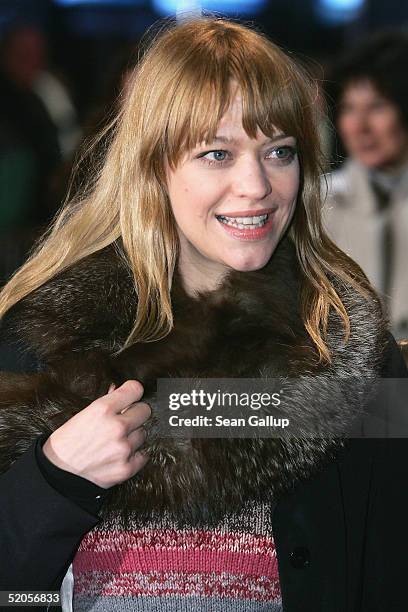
[108,383,116,394]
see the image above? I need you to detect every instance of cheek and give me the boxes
[186,188,224,224]
[373,111,403,141]
[167,175,194,217]
[285,165,300,216]
[284,195,297,225]
[168,182,216,231]
[337,114,354,139]
[291,169,300,200]
[279,163,300,203]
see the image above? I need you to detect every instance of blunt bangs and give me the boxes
[159,19,316,172]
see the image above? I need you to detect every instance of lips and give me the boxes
[215,207,275,218]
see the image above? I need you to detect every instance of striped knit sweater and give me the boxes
[71,500,282,611]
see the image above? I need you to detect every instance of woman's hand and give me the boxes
[42,380,151,489]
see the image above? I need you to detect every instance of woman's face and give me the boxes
[165,87,300,294]
[337,79,408,171]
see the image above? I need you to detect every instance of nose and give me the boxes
[345,109,371,135]
[231,157,272,201]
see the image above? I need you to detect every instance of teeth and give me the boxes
[217,214,268,224]
[216,213,269,230]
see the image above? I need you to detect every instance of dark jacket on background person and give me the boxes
[0,235,407,611]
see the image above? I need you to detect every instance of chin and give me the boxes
[356,152,392,169]
[224,250,275,273]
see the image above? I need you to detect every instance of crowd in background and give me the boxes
[1,20,408,343]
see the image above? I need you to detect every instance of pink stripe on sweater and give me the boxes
[74,546,279,579]
[78,528,277,556]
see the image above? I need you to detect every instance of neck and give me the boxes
[177,250,229,298]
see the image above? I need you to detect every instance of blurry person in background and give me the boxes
[323,31,408,340]
[2,24,81,163]
[53,42,138,207]
[0,24,61,229]
[0,24,81,284]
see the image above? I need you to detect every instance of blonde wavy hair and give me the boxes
[0,16,374,363]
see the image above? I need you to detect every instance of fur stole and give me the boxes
[0,236,388,528]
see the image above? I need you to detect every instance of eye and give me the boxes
[197,150,231,166]
[267,145,297,164]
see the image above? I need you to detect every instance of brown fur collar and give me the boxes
[0,236,388,528]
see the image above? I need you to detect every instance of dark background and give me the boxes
[0,0,407,284]
[2,0,408,119]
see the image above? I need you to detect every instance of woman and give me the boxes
[323,31,408,340]
[0,17,407,612]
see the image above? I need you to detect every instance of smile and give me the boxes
[215,212,275,241]
[215,213,269,229]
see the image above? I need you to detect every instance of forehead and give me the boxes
[341,79,386,104]
[217,91,242,127]
[199,88,281,144]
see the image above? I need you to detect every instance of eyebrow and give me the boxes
[207,133,291,145]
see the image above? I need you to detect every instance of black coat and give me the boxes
[0,238,407,611]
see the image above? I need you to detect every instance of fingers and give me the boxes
[127,425,147,451]
[104,380,145,414]
[100,380,151,433]
[128,447,150,476]
[120,402,151,433]
[123,427,150,479]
